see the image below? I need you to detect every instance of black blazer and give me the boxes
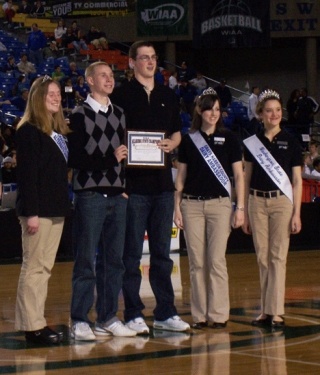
[15,123,70,217]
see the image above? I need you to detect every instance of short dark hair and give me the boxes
[129,40,155,60]
[313,156,320,169]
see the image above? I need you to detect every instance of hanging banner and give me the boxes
[43,1,135,18]
[193,0,270,48]
[137,0,188,36]
[270,0,320,38]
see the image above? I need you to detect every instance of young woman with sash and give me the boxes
[174,88,245,329]
[15,75,70,345]
[242,89,302,328]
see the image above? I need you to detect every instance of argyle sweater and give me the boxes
[68,102,126,195]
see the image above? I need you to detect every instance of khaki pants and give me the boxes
[181,197,232,323]
[15,217,64,331]
[248,194,293,316]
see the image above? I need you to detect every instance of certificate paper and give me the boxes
[127,130,166,167]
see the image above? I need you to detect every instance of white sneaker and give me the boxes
[125,318,150,334]
[94,321,137,337]
[153,315,190,332]
[70,322,96,341]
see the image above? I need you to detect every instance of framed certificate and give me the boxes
[126,130,166,168]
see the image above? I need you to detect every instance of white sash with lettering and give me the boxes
[189,131,231,196]
[243,135,293,203]
[51,131,68,163]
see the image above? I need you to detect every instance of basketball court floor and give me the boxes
[0,250,320,374]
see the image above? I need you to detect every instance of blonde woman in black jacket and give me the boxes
[15,75,70,345]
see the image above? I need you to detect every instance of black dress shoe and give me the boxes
[251,315,271,327]
[191,322,208,329]
[212,322,227,329]
[25,326,60,345]
[271,319,285,328]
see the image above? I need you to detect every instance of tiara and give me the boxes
[258,89,280,102]
[200,87,217,97]
[42,74,52,83]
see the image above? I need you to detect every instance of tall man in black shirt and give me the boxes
[112,41,190,334]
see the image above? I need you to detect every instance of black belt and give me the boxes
[183,194,223,201]
[250,189,284,198]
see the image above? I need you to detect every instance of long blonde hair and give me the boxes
[17,76,68,135]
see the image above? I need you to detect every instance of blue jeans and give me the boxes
[122,192,177,322]
[71,191,127,324]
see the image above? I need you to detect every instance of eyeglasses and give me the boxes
[136,55,158,62]
[42,75,52,83]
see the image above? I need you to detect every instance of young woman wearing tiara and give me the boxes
[242,89,302,328]
[174,87,245,329]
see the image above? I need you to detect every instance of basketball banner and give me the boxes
[193,0,270,48]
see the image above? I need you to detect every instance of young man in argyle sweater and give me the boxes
[68,61,136,340]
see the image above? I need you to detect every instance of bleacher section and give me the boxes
[0,26,132,128]
[12,15,56,36]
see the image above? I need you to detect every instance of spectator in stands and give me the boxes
[27,23,47,67]
[70,20,88,53]
[12,74,28,96]
[61,26,74,49]
[174,87,244,330]
[295,87,320,139]
[120,68,134,87]
[86,26,108,50]
[43,40,59,59]
[3,55,18,73]
[2,0,16,29]
[51,65,65,82]
[154,66,165,85]
[17,53,36,77]
[303,140,320,174]
[180,101,192,134]
[214,78,232,110]
[15,75,70,345]
[74,75,89,103]
[1,156,16,183]
[286,89,300,126]
[17,0,31,14]
[30,0,44,17]
[168,70,178,90]
[0,135,8,166]
[2,123,16,152]
[176,79,198,116]
[177,61,196,82]
[11,88,29,111]
[10,149,17,167]
[189,71,207,95]
[311,157,320,178]
[247,86,261,134]
[67,61,82,83]
[54,19,67,47]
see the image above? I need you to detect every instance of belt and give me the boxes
[183,194,222,201]
[250,189,284,198]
